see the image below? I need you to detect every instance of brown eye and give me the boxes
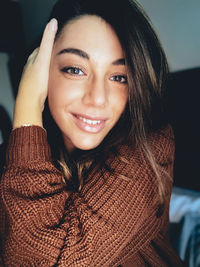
[110,75,127,84]
[61,67,85,76]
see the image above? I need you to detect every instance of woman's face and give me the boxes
[48,15,128,151]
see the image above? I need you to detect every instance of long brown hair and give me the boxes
[44,0,170,202]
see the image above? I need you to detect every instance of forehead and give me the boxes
[54,15,124,59]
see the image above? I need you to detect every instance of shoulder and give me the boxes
[117,124,174,165]
[148,124,175,165]
[104,124,174,184]
[148,124,174,148]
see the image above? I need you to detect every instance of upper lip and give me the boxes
[72,113,108,121]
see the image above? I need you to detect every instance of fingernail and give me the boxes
[49,18,57,32]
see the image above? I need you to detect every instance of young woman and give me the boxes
[0,0,183,266]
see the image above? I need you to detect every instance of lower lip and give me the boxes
[72,114,107,133]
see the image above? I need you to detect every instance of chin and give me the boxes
[72,136,104,151]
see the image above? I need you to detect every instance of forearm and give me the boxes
[0,126,174,266]
[13,19,57,130]
[0,126,69,266]
[0,126,156,266]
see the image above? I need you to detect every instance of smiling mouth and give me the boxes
[78,116,101,125]
[72,113,107,133]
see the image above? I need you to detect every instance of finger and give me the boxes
[22,48,39,74]
[27,48,39,64]
[36,18,58,67]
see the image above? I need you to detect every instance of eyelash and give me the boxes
[61,66,85,76]
[61,66,127,84]
[110,75,127,84]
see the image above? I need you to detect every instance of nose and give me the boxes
[82,77,108,107]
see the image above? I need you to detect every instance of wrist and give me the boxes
[13,99,43,129]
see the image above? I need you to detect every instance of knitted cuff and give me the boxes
[6,126,51,165]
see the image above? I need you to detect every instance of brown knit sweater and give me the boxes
[0,125,182,266]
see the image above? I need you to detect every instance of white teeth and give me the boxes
[79,116,101,125]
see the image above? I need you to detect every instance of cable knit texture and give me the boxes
[0,125,182,266]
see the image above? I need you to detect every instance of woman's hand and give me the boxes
[13,18,58,129]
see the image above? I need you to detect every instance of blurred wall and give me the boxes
[0,53,14,143]
[138,0,200,71]
[0,53,14,121]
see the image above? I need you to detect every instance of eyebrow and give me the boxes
[57,48,89,59]
[112,58,126,66]
[57,47,125,65]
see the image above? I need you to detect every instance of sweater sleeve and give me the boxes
[0,126,71,266]
[0,125,175,266]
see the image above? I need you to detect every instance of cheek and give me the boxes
[48,71,71,107]
[111,89,128,117]
[48,80,61,110]
[48,74,85,115]
[48,72,68,115]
